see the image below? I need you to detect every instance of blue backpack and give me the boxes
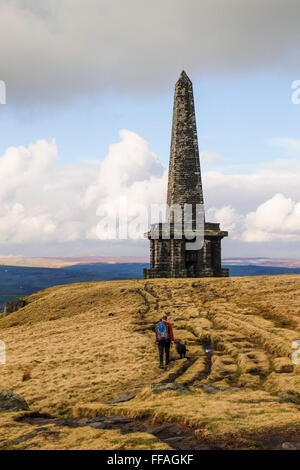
[156,321,170,341]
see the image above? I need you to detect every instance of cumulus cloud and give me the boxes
[0,139,57,202]
[203,158,300,215]
[1,131,300,253]
[1,0,300,104]
[84,129,167,240]
[0,202,56,244]
[199,138,300,243]
[0,130,167,246]
[243,194,300,242]
[84,130,165,207]
[207,193,300,244]
[207,206,244,237]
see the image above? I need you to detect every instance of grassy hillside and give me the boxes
[0,263,148,309]
[0,275,300,450]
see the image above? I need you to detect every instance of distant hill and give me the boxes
[223,264,300,276]
[0,263,147,309]
[1,255,300,269]
[223,257,300,268]
[1,262,300,310]
[0,255,149,268]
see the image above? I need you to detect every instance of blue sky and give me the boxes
[1,1,300,258]
[1,71,298,169]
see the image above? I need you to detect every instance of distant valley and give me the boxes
[1,261,300,310]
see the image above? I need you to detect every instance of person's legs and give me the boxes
[158,341,164,367]
[165,340,171,365]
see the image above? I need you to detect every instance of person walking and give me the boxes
[155,315,174,369]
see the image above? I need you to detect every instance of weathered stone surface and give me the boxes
[88,416,132,428]
[279,392,300,404]
[89,421,108,430]
[105,416,132,425]
[144,72,228,280]
[195,384,239,394]
[167,71,204,218]
[107,394,136,404]
[0,390,29,411]
[151,382,191,394]
[3,299,27,317]
[149,424,175,434]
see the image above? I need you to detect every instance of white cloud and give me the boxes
[0,131,167,245]
[207,193,300,243]
[0,139,57,202]
[1,132,300,252]
[201,139,300,243]
[0,203,56,244]
[84,130,165,207]
[243,194,300,242]
[0,139,91,244]
[84,130,167,240]
[207,205,243,237]
[203,159,300,215]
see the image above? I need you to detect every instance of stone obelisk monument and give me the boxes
[143,71,228,279]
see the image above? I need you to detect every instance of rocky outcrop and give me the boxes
[107,394,136,404]
[0,390,29,411]
[151,382,191,394]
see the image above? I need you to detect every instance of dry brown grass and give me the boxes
[175,356,207,385]
[209,355,237,382]
[0,275,300,449]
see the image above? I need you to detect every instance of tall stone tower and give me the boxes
[143,71,228,279]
